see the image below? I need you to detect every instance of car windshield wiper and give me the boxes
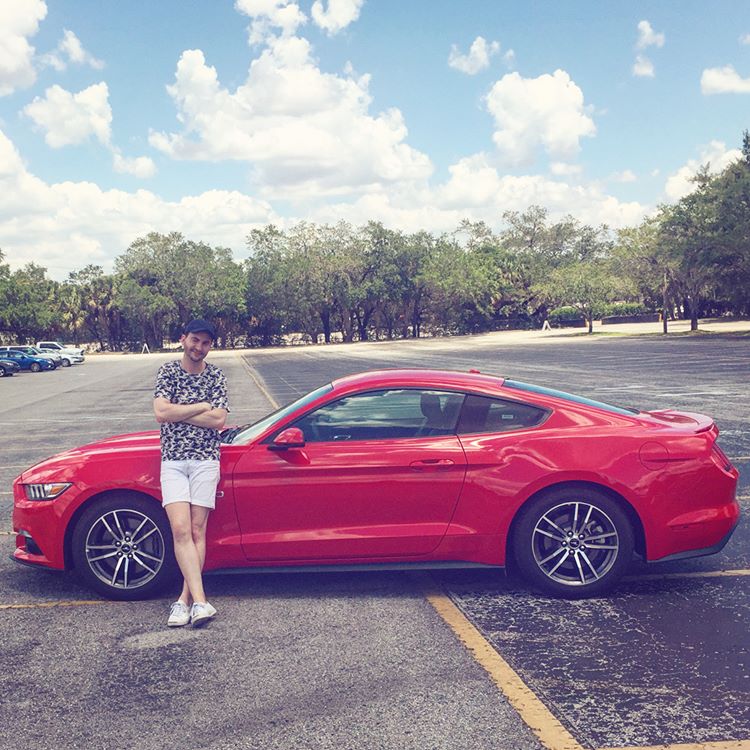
[220,425,249,444]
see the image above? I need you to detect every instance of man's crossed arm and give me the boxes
[153,398,227,430]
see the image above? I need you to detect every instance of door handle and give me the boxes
[409,458,455,471]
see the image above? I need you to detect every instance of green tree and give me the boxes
[536,260,623,334]
[613,219,674,333]
[657,167,720,331]
[0,263,58,341]
[66,265,122,349]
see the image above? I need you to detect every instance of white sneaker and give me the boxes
[167,601,191,627]
[191,601,217,628]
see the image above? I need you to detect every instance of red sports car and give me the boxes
[12,369,740,599]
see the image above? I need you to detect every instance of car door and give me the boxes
[232,388,468,561]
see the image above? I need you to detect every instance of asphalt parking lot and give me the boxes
[1,328,748,750]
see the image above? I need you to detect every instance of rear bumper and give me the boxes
[649,516,740,563]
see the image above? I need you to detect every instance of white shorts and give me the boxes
[160,460,221,509]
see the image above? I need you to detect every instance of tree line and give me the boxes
[2,135,749,350]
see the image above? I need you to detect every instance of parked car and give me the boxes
[0,345,62,368]
[0,358,21,377]
[36,341,85,365]
[12,369,739,600]
[1,350,56,372]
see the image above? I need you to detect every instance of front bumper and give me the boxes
[12,483,67,570]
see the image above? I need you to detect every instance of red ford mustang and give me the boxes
[12,369,739,599]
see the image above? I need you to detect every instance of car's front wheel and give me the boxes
[512,487,634,598]
[71,494,178,600]
[61,358,71,367]
[29,362,41,372]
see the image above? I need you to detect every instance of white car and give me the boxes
[36,341,85,366]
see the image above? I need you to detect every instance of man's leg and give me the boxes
[176,504,211,605]
[165,502,208,605]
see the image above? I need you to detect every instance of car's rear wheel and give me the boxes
[71,494,178,600]
[61,358,71,367]
[512,487,634,598]
[29,362,41,372]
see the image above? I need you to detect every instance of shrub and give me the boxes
[548,305,583,322]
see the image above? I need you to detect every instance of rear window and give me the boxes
[457,394,548,434]
[504,380,639,416]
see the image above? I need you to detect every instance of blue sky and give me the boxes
[1,0,749,278]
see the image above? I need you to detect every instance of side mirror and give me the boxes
[269,427,306,451]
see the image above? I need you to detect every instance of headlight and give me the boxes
[23,483,72,500]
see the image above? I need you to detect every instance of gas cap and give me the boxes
[639,441,669,470]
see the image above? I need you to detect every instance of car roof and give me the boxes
[330,368,506,395]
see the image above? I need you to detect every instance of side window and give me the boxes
[457,394,548,435]
[290,389,465,442]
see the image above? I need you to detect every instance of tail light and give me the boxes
[711,442,733,472]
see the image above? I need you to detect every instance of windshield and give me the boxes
[224,383,334,445]
[503,380,640,416]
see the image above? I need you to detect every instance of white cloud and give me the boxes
[503,49,516,68]
[701,65,750,94]
[448,36,500,75]
[23,82,112,147]
[636,20,665,49]
[316,153,646,232]
[610,169,636,183]
[741,33,750,45]
[0,127,275,276]
[112,152,157,178]
[22,84,156,180]
[149,40,432,196]
[664,141,742,200]
[235,0,307,44]
[550,162,582,176]
[632,54,654,78]
[0,0,47,96]
[633,20,664,78]
[40,29,104,71]
[0,123,650,278]
[311,0,364,35]
[485,69,596,166]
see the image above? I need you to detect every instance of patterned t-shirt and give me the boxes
[153,360,229,461]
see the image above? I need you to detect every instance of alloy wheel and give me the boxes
[84,508,166,589]
[531,500,620,586]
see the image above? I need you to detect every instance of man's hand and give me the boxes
[154,397,212,424]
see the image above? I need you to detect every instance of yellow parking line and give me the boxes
[0,600,109,611]
[420,576,585,750]
[601,741,750,749]
[240,356,279,408]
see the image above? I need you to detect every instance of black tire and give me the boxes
[512,486,634,599]
[71,494,178,600]
[61,358,71,367]
[29,362,41,373]
[0,365,5,377]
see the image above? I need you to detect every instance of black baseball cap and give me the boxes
[183,319,216,341]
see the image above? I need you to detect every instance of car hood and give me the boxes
[19,430,161,480]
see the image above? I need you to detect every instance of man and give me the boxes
[153,319,228,628]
